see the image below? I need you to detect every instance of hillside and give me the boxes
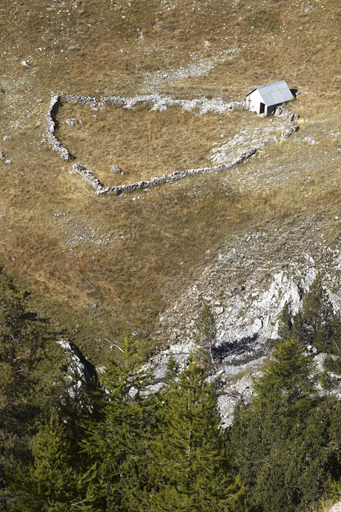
[0,0,340,364]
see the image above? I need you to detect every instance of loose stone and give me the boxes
[66,118,82,127]
[66,118,77,127]
[111,166,121,173]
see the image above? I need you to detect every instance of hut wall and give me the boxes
[246,90,264,114]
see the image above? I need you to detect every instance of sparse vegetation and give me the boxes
[0,0,340,366]
[56,101,268,187]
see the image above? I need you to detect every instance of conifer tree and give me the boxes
[148,355,246,512]
[82,336,160,511]
[231,335,337,512]
[277,301,293,341]
[9,415,84,512]
[292,275,341,353]
[328,399,341,477]
[163,354,180,386]
[277,277,341,354]
[323,355,341,375]
[194,303,217,372]
[0,266,69,507]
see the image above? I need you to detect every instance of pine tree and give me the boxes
[9,415,83,512]
[277,276,341,354]
[0,266,47,433]
[277,301,293,341]
[327,399,341,477]
[253,335,317,411]
[163,354,180,386]
[194,303,217,372]
[293,275,341,353]
[148,355,246,512]
[82,336,160,511]
[323,355,341,375]
[231,335,337,512]
[0,266,98,511]
[0,266,69,507]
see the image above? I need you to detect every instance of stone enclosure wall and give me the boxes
[46,92,299,196]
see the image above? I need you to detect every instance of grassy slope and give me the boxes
[0,0,340,363]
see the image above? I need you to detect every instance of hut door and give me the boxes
[259,102,265,114]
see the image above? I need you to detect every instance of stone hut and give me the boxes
[246,80,294,115]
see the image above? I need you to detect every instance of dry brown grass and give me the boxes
[56,101,268,186]
[0,0,340,362]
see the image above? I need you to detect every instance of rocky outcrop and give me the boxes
[152,223,341,425]
[57,340,98,400]
[329,503,341,512]
[147,269,310,423]
[148,268,341,425]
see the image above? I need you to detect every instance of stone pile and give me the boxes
[73,164,104,190]
[281,116,299,138]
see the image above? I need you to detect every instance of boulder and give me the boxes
[56,340,98,400]
[111,165,121,173]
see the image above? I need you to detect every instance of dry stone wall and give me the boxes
[47,95,71,161]
[73,148,261,196]
[46,92,299,195]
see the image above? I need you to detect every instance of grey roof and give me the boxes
[247,80,294,106]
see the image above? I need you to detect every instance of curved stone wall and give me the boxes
[46,93,299,195]
[47,95,72,161]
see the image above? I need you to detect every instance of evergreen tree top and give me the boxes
[254,336,317,407]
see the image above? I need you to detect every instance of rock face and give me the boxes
[151,220,341,425]
[149,263,340,425]
[56,340,98,400]
[329,503,341,512]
